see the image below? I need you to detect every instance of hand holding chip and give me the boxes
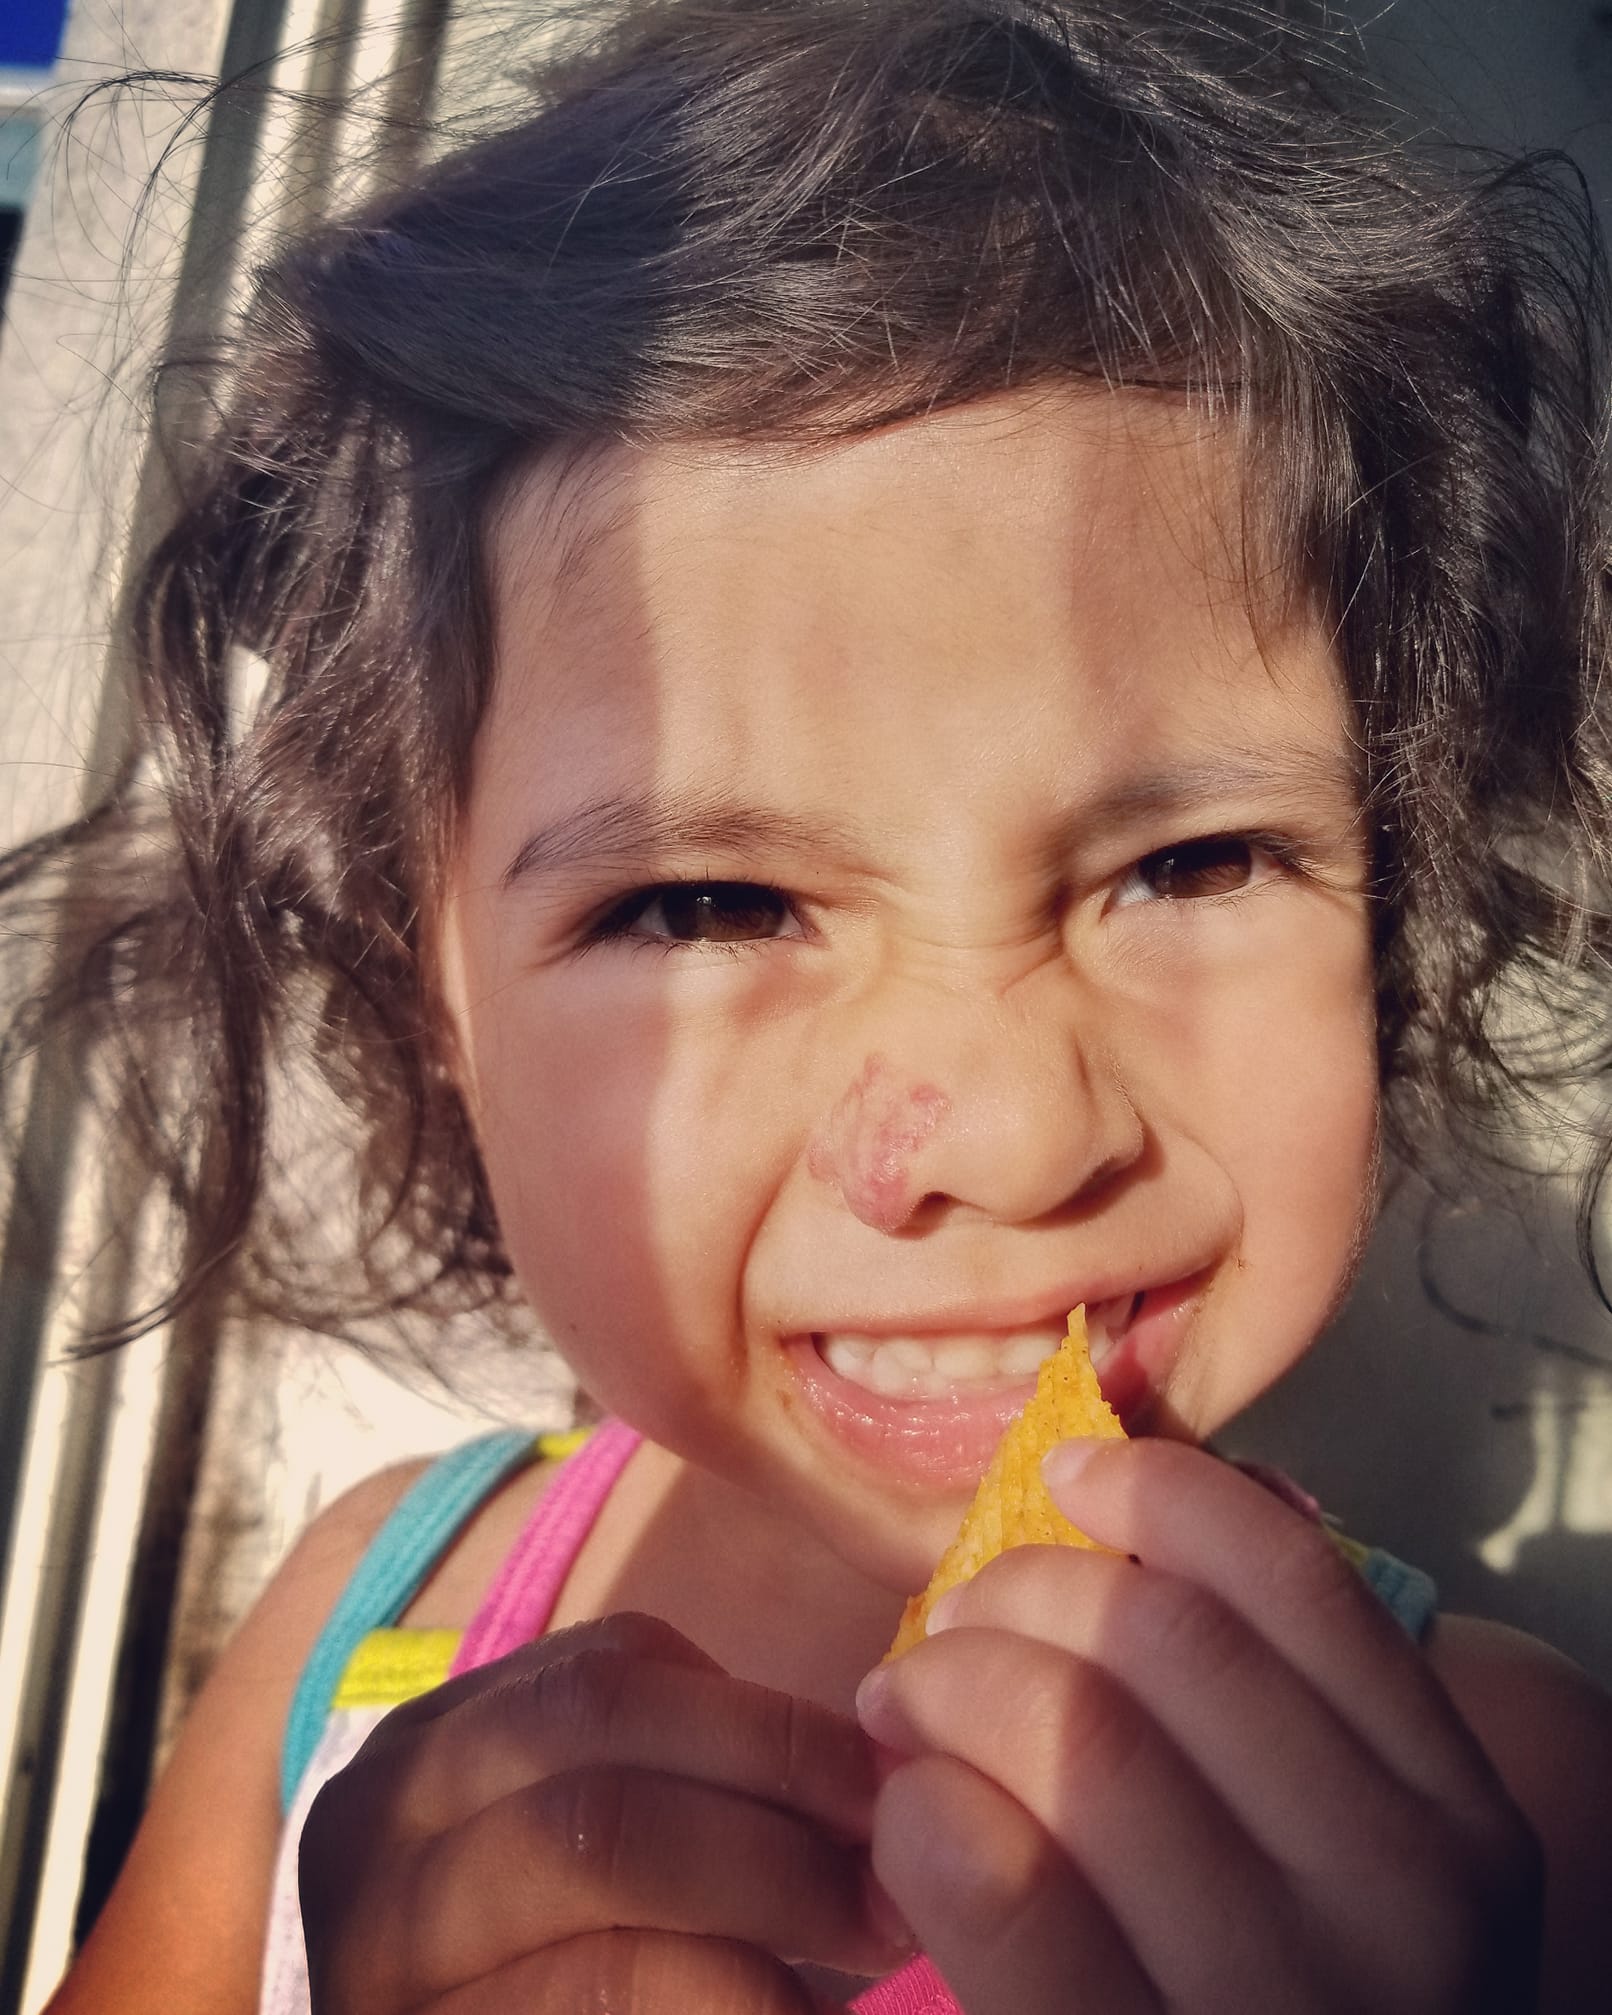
[859,1333,1541,2013]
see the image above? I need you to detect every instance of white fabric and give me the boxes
[259,1707,389,2015]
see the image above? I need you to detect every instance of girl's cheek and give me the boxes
[479,997,767,1309]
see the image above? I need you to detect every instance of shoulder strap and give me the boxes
[1335,1535,1440,1641]
[1235,1460,1439,1642]
[851,1956,957,2014]
[450,1418,642,1675]
[280,1427,537,1812]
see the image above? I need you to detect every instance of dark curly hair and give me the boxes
[8,0,1611,1345]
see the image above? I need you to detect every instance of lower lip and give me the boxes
[783,1336,1042,1490]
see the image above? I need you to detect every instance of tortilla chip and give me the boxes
[887,1308,1125,1657]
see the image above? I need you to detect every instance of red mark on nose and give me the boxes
[807,1053,952,1231]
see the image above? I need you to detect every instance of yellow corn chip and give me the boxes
[886,1308,1125,1657]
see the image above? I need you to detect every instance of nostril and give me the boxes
[895,1189,950,1233]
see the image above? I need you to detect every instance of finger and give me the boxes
[420,1930,834,2015]
[1041,1437,1496,1809]
[934,1542,1431,1884]
[860,1629,1312,2006]
[346,1640,879,1842]
[304,1765,909,2010]
[873,1753,1158,2015]
[374,1612,722,1735]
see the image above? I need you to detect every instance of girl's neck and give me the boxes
[550,1438,904,1712]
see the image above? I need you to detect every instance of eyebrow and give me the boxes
[1076,749,1363,829]
[500,790,862,889]
[500,748,1363,891]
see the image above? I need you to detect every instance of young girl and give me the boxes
[21,1,1612,2009]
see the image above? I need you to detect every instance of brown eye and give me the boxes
[609,882,797,943]
[1146,836,1254,897]
[1116,836,1261,907]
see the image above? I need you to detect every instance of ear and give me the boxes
[417,891,484,1127]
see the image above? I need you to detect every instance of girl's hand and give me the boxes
[299,1612,909,2013]
[857,1438,1543,2014]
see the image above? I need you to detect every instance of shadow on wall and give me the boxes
[1225,1170,1612,1689]
[1344,0,1612,225]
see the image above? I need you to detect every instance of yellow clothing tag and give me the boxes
[332,1627,463,1709]
[536,1427,593,1462]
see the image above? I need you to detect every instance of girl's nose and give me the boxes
[807,999,1144,1233]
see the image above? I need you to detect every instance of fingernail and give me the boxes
[1042,1436,1104,1493]
[856,1665,918,1755]
[854,1664,890,1727]
[925,1585,964,1636]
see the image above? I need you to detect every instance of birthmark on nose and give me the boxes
[807,1053,952,1232]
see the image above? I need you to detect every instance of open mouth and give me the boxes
[812,1287,1154,1402]
[793,1273,1209,1483]
[785,1277,1204,1488]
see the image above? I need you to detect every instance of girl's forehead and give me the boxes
[471,387,1340,813]
[486,388,1291,641]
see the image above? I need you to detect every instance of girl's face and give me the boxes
[438,390,1379,1590]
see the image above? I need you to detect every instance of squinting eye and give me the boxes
[596,881,800,945]
[1112,835,1262,908]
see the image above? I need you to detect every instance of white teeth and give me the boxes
[932,1339,996,1381]
[867,1349,923,1397]
[1085,1292,1143,1373]
[1002,1333,1060,1377]
[817,1327,1064,1400]
[822,1337,874,1379]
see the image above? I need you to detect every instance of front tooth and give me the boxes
[1085,1315,1118,1371]
[1001,1333,1059,1377]
[932,1339,995,1382]
[823,1336,873,1379]
[867,1346,926,1396]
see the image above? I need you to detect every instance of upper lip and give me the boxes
[787,1272,1203,1340]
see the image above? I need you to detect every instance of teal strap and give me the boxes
[1358,1547,1439,1642]
[280,1427,537,1812]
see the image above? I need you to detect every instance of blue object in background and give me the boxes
[0,0,67,306]
[0,0,70,71]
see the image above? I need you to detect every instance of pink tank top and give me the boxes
[452,1422,959,2014]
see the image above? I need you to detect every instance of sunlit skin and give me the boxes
[806,1053,955,1233]
[437,387,1381,1605]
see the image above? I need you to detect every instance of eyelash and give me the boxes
[582,881,805,953]
[579,832,1312,953]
